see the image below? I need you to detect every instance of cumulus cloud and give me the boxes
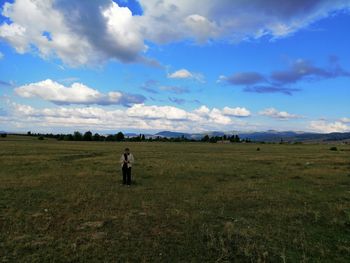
[15,79,145,106]
[259,108,300,120]
[167,69,204,82]
[222,107,251,117]
[168,69,193,79]
[271,58,350,84]
[3,0,348,66]
[138,0,350,44]
[8,102,252,131]
[310,120,350,133]
[0,0,146,66]
[221,57,350,95]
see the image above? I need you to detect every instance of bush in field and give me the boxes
[1,133,7,138]
[38,136,44,140]
[330,146,338,151]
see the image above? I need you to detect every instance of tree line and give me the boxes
[24,131,249,143]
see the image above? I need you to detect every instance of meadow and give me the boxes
[0,136,349,262]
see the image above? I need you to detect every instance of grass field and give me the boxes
[1,136,350,262]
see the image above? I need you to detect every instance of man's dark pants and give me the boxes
[122,167,131,185]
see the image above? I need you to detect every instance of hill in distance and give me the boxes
[152,130,350,143]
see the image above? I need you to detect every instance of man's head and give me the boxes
[124,148,130,154]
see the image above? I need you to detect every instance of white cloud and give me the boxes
[193,105,210,116]
[259,108,300,120]
[216,75,227,83]
[138,0,350,43]
[168,69,193,79]
[15,79,145,106]
[167,69,204,82]
[3,0,347,66]
[340,117,350,123]
[222,107,251,117]
[126,104,189,121]
[310,120,350,133]
[0,0,146,66]
[7,102,251,131]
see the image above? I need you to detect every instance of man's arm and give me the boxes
[119,155,125,164]
[129,154,135,164]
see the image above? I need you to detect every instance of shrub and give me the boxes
[329,146,338,151]
[38,136,44,140]
[1,133,7,138]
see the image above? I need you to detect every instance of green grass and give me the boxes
[1,136,350,262]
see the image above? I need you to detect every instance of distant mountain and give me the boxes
[155,131,192,139]
[238,131,303,142]
[125,133,155,139]
[124,133,138,137]
[0,131,7,134]
[153,130,350,142]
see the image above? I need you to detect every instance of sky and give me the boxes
[0,0,349,134]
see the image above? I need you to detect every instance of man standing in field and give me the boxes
[120,148,134,186]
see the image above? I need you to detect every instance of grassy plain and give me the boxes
[0,136,350,262]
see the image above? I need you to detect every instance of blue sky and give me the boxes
[0,0,349,133]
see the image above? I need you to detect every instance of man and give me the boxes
[119,148,134,186]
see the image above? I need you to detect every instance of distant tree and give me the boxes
[131,134,141,142]
[83,131,93,141]
[73,131,83,141]
[27,131,32,136]
[201,135,210,142]
[93,133,101,141]
[235,135,240,142]
[223,135,227,140]
[1,133,7,138]
[209,136,217,143]
[106,135,115,141]
[38,136,44,140]
[141,134,146,141]
[115,132,125,141]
